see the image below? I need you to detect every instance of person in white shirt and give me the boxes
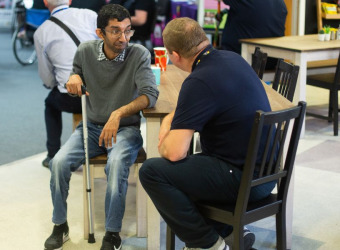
[34,0,98,168]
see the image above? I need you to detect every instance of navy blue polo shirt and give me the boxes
[171,45,271,167]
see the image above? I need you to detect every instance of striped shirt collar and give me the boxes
[97,41,125,62]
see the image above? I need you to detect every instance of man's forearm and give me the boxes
[114,94,150,118]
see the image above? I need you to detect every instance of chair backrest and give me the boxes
[272,59,300,102]
[235,101,306,217]
[251,47,268,79]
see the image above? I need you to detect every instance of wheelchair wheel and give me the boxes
[12,26,37,66]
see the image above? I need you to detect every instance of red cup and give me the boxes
[154,47,168,71]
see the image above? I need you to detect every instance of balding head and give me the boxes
[163,17,209,59]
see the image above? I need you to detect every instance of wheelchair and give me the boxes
[11,0,49,66]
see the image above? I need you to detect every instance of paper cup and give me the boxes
[151,65,161,85]
[154,47,168,71]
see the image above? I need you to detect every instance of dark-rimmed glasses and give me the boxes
[102,29,135,39]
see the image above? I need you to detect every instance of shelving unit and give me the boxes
[317,0,340,31]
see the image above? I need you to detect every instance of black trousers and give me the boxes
[45,87,81,158]
[139,154,276,248]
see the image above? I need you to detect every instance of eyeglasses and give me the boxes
[103,29,135,39]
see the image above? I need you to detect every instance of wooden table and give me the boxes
[142,65,293,249]
[240,34,340,107]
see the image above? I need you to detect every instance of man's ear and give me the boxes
[171,51,181,63]
[96,29,104,40]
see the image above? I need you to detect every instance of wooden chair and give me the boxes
[72,114,148,238]
[72,113,82,131]
[272,59,300,102]
[306,52,340,136]
[166,102,306,250]
[251,47,268,79]
[83,148,147,239]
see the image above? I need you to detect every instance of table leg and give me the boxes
[146,117,161,250]
[284,52,307,249]
[241,43,252,65]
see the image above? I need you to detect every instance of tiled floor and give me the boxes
[0,86,340,250]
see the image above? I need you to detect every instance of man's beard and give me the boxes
[111,41,128,54]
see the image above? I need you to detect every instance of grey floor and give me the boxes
[0,30,72,165]
[1,28,340,249]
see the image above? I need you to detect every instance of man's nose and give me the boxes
[118,33,128,42]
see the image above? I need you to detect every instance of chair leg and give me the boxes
[328,90,333,122]
[233,224,244,250]
[136,163,147,237]
[332,90,338,136]
[166,224,175,250]
[83,164,95,240]
[276,211,287,250]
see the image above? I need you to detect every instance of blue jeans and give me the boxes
[139,154,276,248]
[49,121,143,232]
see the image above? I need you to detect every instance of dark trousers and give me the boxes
[139,154,275,248]
[45,87,81,158]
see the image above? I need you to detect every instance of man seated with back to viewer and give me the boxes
[34,0,98,168]
[43,4,159,250]
[139,17,276,250]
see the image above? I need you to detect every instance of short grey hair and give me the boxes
[45,0,69,7]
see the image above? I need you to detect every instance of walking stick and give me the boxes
[81,85,95,243]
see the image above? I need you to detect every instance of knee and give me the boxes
[45,91,54,107]
[139,158,162,184]
[50,153,68,176]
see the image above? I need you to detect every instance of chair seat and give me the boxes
[196,194,281,224]
[307,73,335,86]
[89,147,146,165]
[307,59,337,69]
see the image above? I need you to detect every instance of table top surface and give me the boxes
[142,65,293,118]
[240,34,340,52]
[142,65,189,118]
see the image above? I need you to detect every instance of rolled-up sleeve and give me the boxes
[135,49,159,108]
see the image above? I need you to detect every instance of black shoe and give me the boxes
[100,232,122,250]
[224,227,255,250]
[243,227,255,250]
[42,156,52,168]
[44,222,69,250]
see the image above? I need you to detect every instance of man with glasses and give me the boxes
[110,0,156,52]
[44,4,159,250]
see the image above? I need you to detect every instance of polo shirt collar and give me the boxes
[192,44,213,72]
